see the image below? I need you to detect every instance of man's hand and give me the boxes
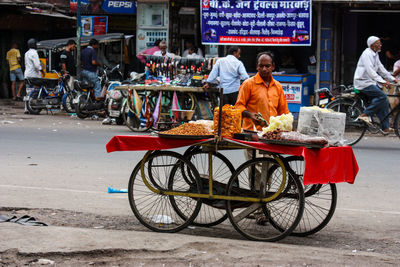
[243,110,267,126]
[203,82,210,91]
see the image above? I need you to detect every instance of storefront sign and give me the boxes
[201,0,311,46]
[70,0,136,14]
[81,16,108,36]
[281,82,302,104]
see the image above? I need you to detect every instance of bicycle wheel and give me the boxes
[27,91,42,115]
[394,111,400,138]
[326,99,367,146]
[176,147,235,227]
[225,157,304,242]
[271,156,337,236]
[122,101,152,132]
[128,151,202,233]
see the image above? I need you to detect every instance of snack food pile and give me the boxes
[161,123,212,135]
[213,105,242,138]
[262,129,328,146]
[262,113,294,134]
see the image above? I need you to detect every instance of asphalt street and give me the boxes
[1,100,400,266]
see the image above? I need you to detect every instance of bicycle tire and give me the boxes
[128,151,202,233]
[176,147,235,227]
[122,101,152,132]
[27,91,42,115]
[269,156,337,236]
[326,99,367,146]
[225,157,304,242]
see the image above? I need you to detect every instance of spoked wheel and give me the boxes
[27,91,42,115]
[122,101,153,132]
[326,99,366,146]
[128,151,202,233]
[178,146,235,227]
[75,94,90,119]
[270,156,337,236]
[225,157,304,242]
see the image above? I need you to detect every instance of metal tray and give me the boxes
[259,138,325,149]
[158,133,214,139]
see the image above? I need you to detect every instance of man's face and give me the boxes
[70,44,76,51]
[257,55,275,80]
[371,40,382,53]
[159,44,167,53]
[233,49,241,59]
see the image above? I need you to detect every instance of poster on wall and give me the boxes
[201,0,312,46]
[70,0,136,14]
[82,16,108,36]
[281,82,303,104]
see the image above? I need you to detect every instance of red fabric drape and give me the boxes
[106,136,358,185]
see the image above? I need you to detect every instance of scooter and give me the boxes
[25,72,69,115]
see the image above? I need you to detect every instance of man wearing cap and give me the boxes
[354,36,397,134]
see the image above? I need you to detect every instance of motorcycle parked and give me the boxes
[314,85,353,108]
[25,72,70,115]
[75,64,123,119]
[105,72,144,125]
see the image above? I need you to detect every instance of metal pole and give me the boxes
[76,0,82,76]
[316,3,322,89]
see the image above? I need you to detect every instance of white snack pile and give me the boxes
[262,113,294,134]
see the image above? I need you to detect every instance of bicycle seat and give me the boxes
[75,80,95,90]
[25,77,59,88]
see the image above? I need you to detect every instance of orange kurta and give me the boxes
[235,73,289,131]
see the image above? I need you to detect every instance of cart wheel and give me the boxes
[225,157,304,242]
[176,147,235,227]
[280,156,337,236]
[128,151,202,233]
[122,101,152,132]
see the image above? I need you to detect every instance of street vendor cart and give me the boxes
[106,133,358,242]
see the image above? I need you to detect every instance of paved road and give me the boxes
[1,100,400,266]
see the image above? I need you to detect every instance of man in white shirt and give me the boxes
[353,36,397,134]
[182,40,203,58]
[24,39,43,78]
[153,41,174,58]
[204,46,249,105]
[24,38,44,113]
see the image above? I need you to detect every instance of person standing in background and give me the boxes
[81,38,102,98]
[204,46,249,105]
[60,39,77,90]
[153,41,174,58]
[6,42,24,101]
[137,39,162,64]
[24,38,43,114]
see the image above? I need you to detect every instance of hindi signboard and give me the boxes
[201,0,311,46]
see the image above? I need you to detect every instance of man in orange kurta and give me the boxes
[235,52,289,131]
[234,52,290,225]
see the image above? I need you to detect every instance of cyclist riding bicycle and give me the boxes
[353,36,398,134]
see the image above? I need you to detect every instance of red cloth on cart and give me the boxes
[106,136,358,185]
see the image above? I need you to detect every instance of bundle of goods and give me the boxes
[263,129,328,146]
[160,122,212,136]
[297,106,345,146]
[213,104,242,138]
[262,113,294,134]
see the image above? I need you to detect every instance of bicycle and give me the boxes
[326,84,400,145]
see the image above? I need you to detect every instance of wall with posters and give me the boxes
[82,16,108,36]
[201,0,311,46]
